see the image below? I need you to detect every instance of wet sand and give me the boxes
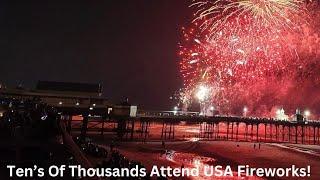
[109,141,320,180]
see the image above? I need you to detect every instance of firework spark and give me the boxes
[191,0,305,38]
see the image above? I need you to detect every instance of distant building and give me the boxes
[0,81,139,117]
[36,81,102,96]
[0,81,111,116]
[276,108,289,121]
[292,108,305,122]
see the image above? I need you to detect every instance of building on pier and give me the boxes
[276,108,289,121]
[292,108,305,122]
[0,81,111,115]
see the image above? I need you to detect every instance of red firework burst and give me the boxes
[179,1,320,118]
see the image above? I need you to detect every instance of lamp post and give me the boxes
[243,106,248,117]
[304,110,310,121]
[173,106,178,116]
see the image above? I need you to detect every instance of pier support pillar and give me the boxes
[231,122,234,140]
[80,113,89,141]
[226,122,230,140]
[264,124,267,142]
[314,126,316,145]
[295,125,298,144]
[236,123,239,141]
[256,124,259,142]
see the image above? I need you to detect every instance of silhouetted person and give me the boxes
[259,143,261,149]
[110,141,114,151]
[254,144,256,149]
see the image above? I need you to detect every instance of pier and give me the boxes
[64,113,320,145]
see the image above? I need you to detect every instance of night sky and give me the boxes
[0,0,193,110]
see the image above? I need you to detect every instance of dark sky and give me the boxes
[0,0,193,110]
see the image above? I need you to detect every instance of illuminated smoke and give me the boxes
[179,1,320,117]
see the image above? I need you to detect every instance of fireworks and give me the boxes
[195,85,211,102]
[179,1,320,116]
[191,0,305,39]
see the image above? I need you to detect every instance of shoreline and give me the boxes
[92,139,320,179]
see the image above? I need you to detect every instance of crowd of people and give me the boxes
[0,97,60,140]
[74,137,152,179]
[73,137,108,158]
[0,97,163,179]
[0,97,81,179]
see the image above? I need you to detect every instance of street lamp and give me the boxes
[243,106,248,117]
[304,110,310,120]
[173,106,178,115]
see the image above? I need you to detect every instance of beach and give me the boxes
[105,140,320,180]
